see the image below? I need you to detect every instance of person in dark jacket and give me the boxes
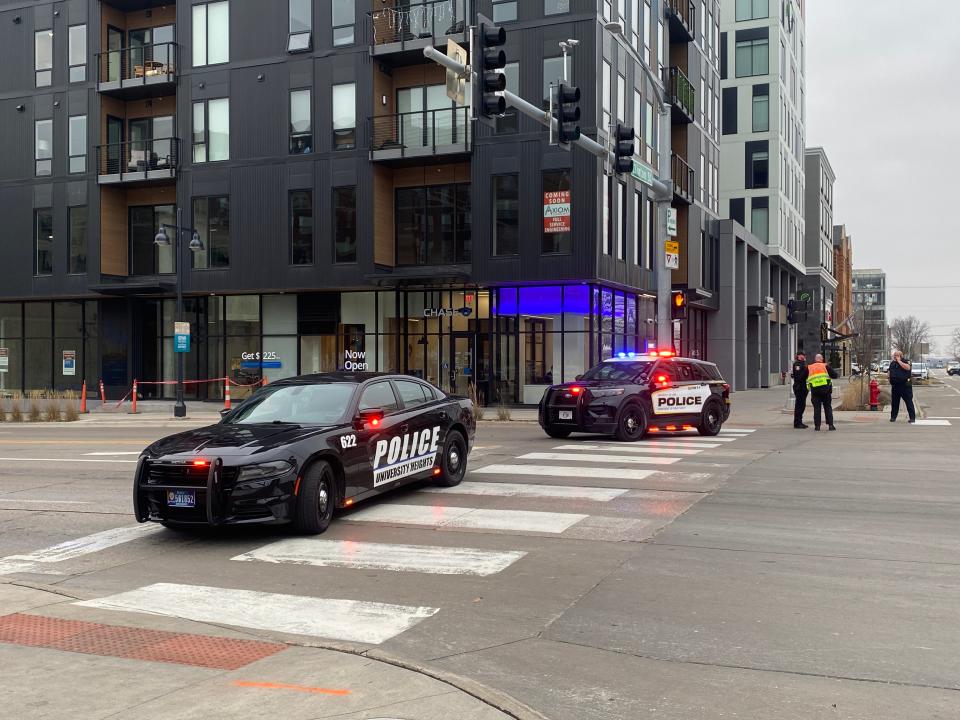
[806,354,838,431]
[888,349,916,423]
[791,351,809,429]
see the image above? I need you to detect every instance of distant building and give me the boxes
[852,269,888,361]
[798,147,837,359]
[831,224,854,373]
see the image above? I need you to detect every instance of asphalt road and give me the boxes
[2,373,960,719]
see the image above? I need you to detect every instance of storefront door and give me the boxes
[449,333,473,397]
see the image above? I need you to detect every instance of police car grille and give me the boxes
[147,464,208,488]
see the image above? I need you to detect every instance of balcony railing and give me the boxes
[665,0,695,42]
[96,138,180,184]
[96,42,178,95]
[672,153,694,204]
[664,66,695,124]
[369,0,469,50]
[370,107,471,159]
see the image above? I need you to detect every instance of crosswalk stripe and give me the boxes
[519,452,680,466]
[720,428,755,433]
[5,524,163,564]
[76,582,437,645]
[345,504,588,534]
[553,444,703,456]
[472,464,658,481]
[232,539,525,576]
[421,481,629,501]
[644,436,738,443]
[620,440,722,449]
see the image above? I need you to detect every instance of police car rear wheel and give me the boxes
[614,404,648,442]
[293,461,335,535]
[436,431,467,487]
[697,402,723,437]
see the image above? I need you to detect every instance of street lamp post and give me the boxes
[154,207,204,418]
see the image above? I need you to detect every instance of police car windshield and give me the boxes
[581,361,655,383]
[229,384,355,425]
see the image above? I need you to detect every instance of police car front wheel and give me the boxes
[293,461,336,535]
[614,404,648,442]
[435,431,467,487]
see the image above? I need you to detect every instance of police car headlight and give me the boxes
[591,388,625,398]
[236,460,294,488]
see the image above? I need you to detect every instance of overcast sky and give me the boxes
[805,0,960,353]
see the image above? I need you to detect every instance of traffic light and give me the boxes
[477,16,507,122]
[671,291,687,320]
[787,299,806,324]
[614,123,635,174]
[555,83,581,146]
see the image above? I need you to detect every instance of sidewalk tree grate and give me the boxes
[0,613,286,670]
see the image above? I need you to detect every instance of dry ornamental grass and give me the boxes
[10,393,23,422]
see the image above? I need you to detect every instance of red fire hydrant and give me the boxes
[869,378,880,411]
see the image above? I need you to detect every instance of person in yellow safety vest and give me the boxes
[806,353,839,431]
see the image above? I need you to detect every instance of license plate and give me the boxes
[167,490,196,508]
[559,410,573,420]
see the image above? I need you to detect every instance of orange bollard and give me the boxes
[80,381,88,414]
[99,379,106,404]
[223,378,231,411]
[261,374,269,387]
[130,380,138,414]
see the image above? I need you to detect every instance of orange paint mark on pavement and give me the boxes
[233,680,351,696]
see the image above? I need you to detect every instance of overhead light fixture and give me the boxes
[604,21,624,35]
[154,228,170,246]
[189,230,204,251]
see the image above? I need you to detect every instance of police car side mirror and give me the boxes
[354,409,385,431]
[575,374,583,381]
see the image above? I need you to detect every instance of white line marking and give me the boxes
[926,417,960,420]
[422,481,629,501]
[0,457,138,464]
[639,436,738,443]
[628,440,722,449]
[76,583,437,645]
[553,444,703,456]
[0,499,91,505]
[5,524,163,564]
[519,452,680,466]
[233,539,525,576]
[720,428,755,433]
[346,504,588,534]
[472,464,657,481]
[83,451,143,456]
[912,419,951,426]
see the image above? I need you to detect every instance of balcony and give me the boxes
[368,0,471,64]
[369,107,471,163]
[672,153,694,205]
[665,0,695,43]
[96,138,180,185]
[664,66,695,124]
[97,42,179,100]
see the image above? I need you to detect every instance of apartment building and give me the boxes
[797,146,836,356]
[718,0,805,375]
[852,268,888,361]
[0,0,690,404]
[832,223,853,373]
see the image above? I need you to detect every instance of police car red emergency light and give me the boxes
[538,351,731,441]
[133,373,475,534]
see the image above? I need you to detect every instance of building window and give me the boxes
[643,1,652,66]
[749,149,769,188]
[332,0,355,46]
[68,115,86,174]
[493,174,519,256]
[69,207,88,275]
[602,177,611,255]
[289,190,313,265]
[332,82,356,150]
[617,74,626,123]
[34,209,53,276]
[543,56,565,109]
[493,0,517,22]
[35,119,52,177]
[288,0,312,52]
[289,89,312,153]
[601,61,611,129]
[545,0,570,15]
[735,39,768,77]
[644,102,654,164]
[35,30,52,87]
[736,0,768,21]
[192,196,230,269]
[632,191,641,266]
[542,170,571,254]
[193,98,230,163]
[617,182,627,260]
[396,184,471,266]
[630,0,640,50]
[130,205,175,275]
[193,1,230,67]
[68,25,87,82]
[751,205,769,242]
[496,62,519,133]
[752,87,769,132]
[333,187,357,263]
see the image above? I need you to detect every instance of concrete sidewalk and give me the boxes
[0,583,541,720]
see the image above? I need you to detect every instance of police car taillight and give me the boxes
[722,383,731,397]
[192,459,208,467]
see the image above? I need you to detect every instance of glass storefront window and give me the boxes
[263,295,296,335]
[226,296,260,336]
[25,338,52,391]
[0,338,23,393]
[25,302,52,337]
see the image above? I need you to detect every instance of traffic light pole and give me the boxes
[424,45,674,347]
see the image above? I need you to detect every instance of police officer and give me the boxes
[806,353,838,431]
[791,351,809,429]
[888,349,917,423]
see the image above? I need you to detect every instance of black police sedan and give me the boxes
[539,351,731,441]
[133,373,476,534]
